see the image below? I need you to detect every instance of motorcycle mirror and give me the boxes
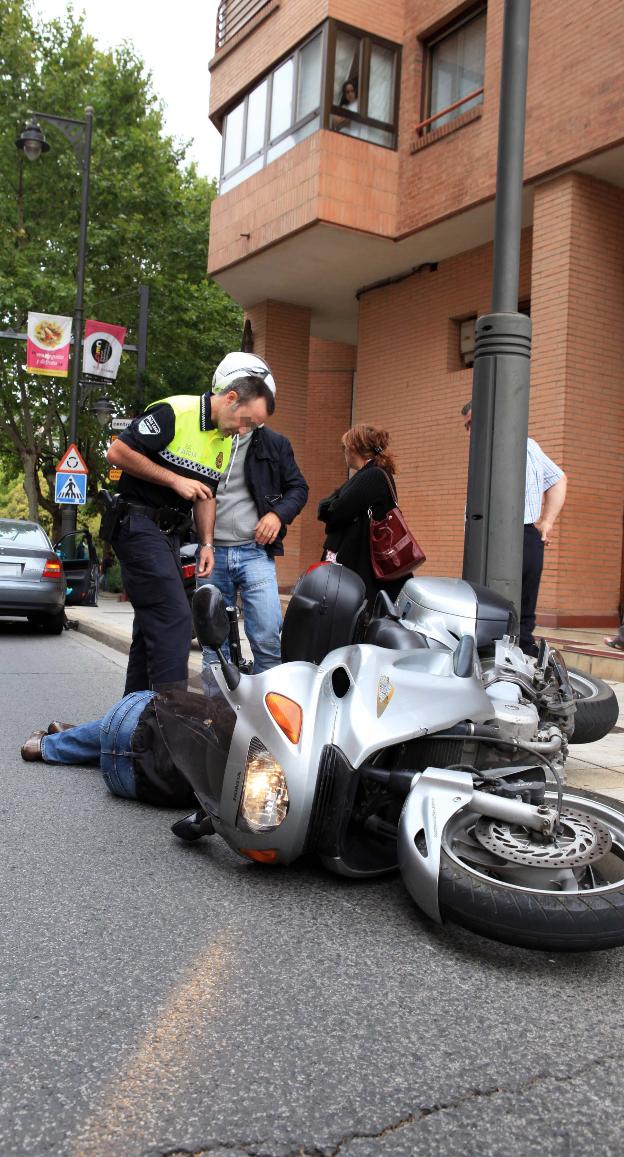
[192,584,230,650]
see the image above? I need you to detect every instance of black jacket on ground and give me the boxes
[318,462,407,607]
[244,426,309,558]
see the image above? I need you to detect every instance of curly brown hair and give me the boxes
[342,423,396,474]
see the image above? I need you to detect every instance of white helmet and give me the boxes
[212,351,276,396]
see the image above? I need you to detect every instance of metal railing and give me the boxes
[414,86,484,134]
[216,0,272,49]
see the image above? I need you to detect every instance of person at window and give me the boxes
[333,79,361,137]
[317,423,408,610]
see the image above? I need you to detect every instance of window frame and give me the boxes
[325,20,401,147]
[420,3,486,136]
[218,19,401,193]
[220,25,327,187]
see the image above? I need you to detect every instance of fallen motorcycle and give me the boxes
[157,563,624,952]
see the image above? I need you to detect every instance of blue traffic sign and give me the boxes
[55,471,87,505]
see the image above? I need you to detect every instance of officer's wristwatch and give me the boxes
[199,542,213,549]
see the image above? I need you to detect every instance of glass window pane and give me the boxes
[223,101,244,174]
[221,153,265,194]
[333,30,360,109]
[245,78,268,158]
[430,12,485,128]
[270,58,294,139]
[297,33,322,120]
[368,43,394,123]
[360,124,394,147]
[267,116,319,164]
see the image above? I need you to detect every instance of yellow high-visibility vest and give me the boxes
[148,394,231,485]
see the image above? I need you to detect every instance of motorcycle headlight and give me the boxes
[239,744,289,833]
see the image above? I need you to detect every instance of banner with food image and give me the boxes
[26,312,72,377]
[82,319,126,380]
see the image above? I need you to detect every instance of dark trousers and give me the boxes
[112,513,192,694]
[521,523,544,654]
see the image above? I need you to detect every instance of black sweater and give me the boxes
[317,462,406,607]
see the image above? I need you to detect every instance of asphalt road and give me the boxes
[2,624,624,1157]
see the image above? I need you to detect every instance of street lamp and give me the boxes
[91,396,116,426]
[16,106,94,536]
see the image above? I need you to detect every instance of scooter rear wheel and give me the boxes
[438,789,624,952]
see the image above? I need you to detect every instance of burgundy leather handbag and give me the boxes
[368,472,426,580]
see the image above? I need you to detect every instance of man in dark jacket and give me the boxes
[198,352,309,672]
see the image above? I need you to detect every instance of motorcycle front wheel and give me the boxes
[438,789,624,952]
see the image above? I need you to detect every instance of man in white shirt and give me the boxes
[462,401,567,654]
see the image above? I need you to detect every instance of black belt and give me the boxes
[123,501,190,534]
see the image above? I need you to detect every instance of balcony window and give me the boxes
[219,21,401,194]
[330,25,399,148]
[423,6,486,133]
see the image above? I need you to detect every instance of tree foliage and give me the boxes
[0,0,242,530]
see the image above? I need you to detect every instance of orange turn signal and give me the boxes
[265,693,302,744]
[241,848,278,863]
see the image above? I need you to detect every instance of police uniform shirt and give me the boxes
[115,394,220,513]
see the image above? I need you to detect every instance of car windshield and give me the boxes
[0,521,50,548]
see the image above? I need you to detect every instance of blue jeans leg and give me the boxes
[197,546,237,670]
[198,544,282,673]
[41,720,102,764]
[99,691,155,799]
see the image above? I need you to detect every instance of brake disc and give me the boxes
[474,809,612,867]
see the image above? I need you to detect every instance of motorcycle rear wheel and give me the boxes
[438,789,624,952]
[567,668,620,744]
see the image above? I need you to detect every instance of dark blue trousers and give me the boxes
[112,513,192,693]
[521,523,544,655]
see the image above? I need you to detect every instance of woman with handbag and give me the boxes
[317,423,424,610]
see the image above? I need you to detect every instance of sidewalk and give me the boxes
[68,595,624,800]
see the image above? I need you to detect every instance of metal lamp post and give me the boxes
[16,107,94,536]
[462,1,532,616]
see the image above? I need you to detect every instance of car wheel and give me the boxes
[41,610,65,635]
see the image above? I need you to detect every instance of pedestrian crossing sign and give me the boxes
[55,471,87,505]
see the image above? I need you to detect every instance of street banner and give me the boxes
[82,319,126,380]
[26,312,72,377]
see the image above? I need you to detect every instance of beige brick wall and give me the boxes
[244,300,312,588]
[531,174,624,625]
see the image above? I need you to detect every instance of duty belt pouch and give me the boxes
[97,491,124,542]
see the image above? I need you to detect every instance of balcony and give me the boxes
[216,0,274,51]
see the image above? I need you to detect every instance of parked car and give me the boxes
[54,528,99,607]
[0,518,67,634]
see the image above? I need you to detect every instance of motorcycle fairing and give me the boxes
[206,642,496,865]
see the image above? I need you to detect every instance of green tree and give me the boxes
[0,0,242,532]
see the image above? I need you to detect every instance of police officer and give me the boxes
[105,375,275,693]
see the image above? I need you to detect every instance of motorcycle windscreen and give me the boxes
[153,671,236,815]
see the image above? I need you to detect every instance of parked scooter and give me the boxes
[157,563,624,952]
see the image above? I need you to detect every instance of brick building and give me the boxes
[207,0,624,626]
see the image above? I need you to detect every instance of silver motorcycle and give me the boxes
[157,563,624,952]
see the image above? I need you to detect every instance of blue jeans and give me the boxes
[197,543,282,673]
[40,691,155,800]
